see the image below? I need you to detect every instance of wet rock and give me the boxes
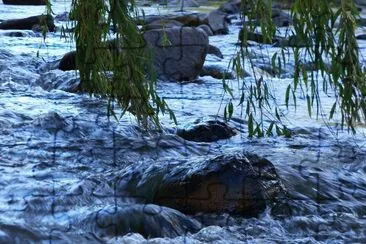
[59,51,76,71]
[143,19,183,31]
[117,153,285,217]
[144,27,208,81]
[200,66,235,79]
[2,0,46,5]
[274,35,311,48]
[219,0,241,14]
[197,24,213,36]
[356,34,366,40]
[206,10,229,35]
[177,120,236,142]
[239,30,275,44]
[239,29,310,48]
[207,45,223,59]
[272,8,292,27]
[0,14,55,32]
[81,204,202,239]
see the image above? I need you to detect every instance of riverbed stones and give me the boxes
[81,204,201,239]
[143,26,209,81]
[117,153,285,217]
[0,14,55,32]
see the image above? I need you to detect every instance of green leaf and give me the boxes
[285,84,291,108]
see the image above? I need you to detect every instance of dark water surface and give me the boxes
[0,1,365,243]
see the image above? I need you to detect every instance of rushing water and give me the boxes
[0,1,366,243]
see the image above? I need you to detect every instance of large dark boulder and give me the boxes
[58,51,76,71]
[2,0,46,5]
[144,27,209,81]
[177,120,236,142]
[0,14,55,32]
[80,204,202,239]
[117,153,285,217]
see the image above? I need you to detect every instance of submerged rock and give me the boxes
[117,153,285,217]
[0,14,55,32]
[80,204,202,239]
[199,66,235,79]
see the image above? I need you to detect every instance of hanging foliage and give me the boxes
[69,0,174,129]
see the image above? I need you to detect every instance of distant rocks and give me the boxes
[137,10,229,35]
[81,204,201,239]
[2,0,47,5]
[117,153,285,217]
[0,14,55,32]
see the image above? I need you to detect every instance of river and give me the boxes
[0,0,365,243]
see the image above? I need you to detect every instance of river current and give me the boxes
[0,1,366,243]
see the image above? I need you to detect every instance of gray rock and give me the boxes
[197,24,213,36]
[207,45,223,59]
[144,27,209,81]
[207,10,229,34]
